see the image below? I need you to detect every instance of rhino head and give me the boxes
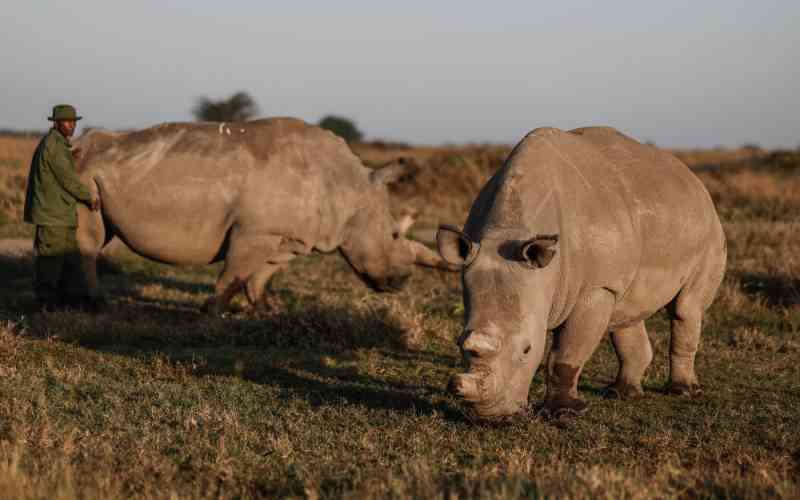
[437,224,561,419]
[340,160,455,293]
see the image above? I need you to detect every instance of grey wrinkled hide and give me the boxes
[72,118,448,312]
[439,127,726,420]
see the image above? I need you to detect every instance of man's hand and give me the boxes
[70,146,82,162]
[89,196,101,212]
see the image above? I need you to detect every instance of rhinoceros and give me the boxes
[437,126,726,420]
[71,118,449,311]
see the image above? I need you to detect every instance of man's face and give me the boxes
[55,119,77,138]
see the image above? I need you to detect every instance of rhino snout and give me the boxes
[447,373,482,402]
[448,372,526,419]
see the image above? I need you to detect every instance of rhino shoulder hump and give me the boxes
[75,128,121,146]
[528,126,563,138]
[568,126,621,136]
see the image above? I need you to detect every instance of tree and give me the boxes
[318,115,363,142]
[192,91,259,122]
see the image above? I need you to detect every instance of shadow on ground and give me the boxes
[1,259,471,423]
[736,271,800,307]
[0,253,31,283]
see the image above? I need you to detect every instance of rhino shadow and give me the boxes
[228,363,467,422]
[0,253,37,314]
[736,271,800,307]
[122,269,216,297]
[13,283,471,422]
[0,253,31,288]
[0,250,124,313]
[373,347,460,369]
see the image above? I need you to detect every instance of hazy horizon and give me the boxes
[2,1,798,148]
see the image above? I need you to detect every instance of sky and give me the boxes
[2,1,798,148]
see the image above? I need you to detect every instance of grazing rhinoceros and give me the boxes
[437,126,726,420]
[71,118,449,312]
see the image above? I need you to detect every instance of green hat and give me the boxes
[47,104,82,122]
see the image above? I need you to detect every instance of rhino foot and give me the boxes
[666,382,702,396]
[537,398,588,422]
[602,382,645,400]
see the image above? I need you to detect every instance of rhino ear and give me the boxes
[405,240,460,271]
[437,225,478,267]
[369,157,414,185]
[519,234,558,268]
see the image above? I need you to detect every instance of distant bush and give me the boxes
[362,139,412,150]
[192,91,259,122]
[765,150,800,170]
[318,115,363,143]
[741,143,763,153]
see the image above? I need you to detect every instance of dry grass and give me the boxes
[1,133,799,498]
[0,136,37,233]
[671,146,767,168]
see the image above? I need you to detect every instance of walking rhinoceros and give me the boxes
[437,126,726,420]
[71,118,449,312]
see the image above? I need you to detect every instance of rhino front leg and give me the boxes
[204,234,281,314]
[245,262,285,311]
[204,275,246,315]
[605,321,653,399]
[543,288,615,418]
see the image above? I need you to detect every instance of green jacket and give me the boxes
[23,129,92,226]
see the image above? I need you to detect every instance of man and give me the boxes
[23,104,101,311]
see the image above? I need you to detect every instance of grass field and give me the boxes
[0,133,799,498]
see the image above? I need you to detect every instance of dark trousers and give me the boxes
[33,225,89,304]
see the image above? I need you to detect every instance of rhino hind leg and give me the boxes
[76,206,107,300]
[605,321,653,399]
[542,288,616,419]
[666,288,704,395]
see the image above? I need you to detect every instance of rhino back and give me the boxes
[567,126,725,321]
[465,126,724,326]
[79,118,367,264]
[569,127,722,257]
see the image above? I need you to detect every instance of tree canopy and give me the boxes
[318,115,363,143]
[192,91,259,122]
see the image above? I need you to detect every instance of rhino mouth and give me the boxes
[447,371,527,421]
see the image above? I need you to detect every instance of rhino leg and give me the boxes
[666,289,703,395]
[204,233,282,314]
[203,276,244,314]
[80,254,99,297]
[245,262,285,310]
[605,321,652,399]
[76,206,106,299]
[542,288,615,418]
